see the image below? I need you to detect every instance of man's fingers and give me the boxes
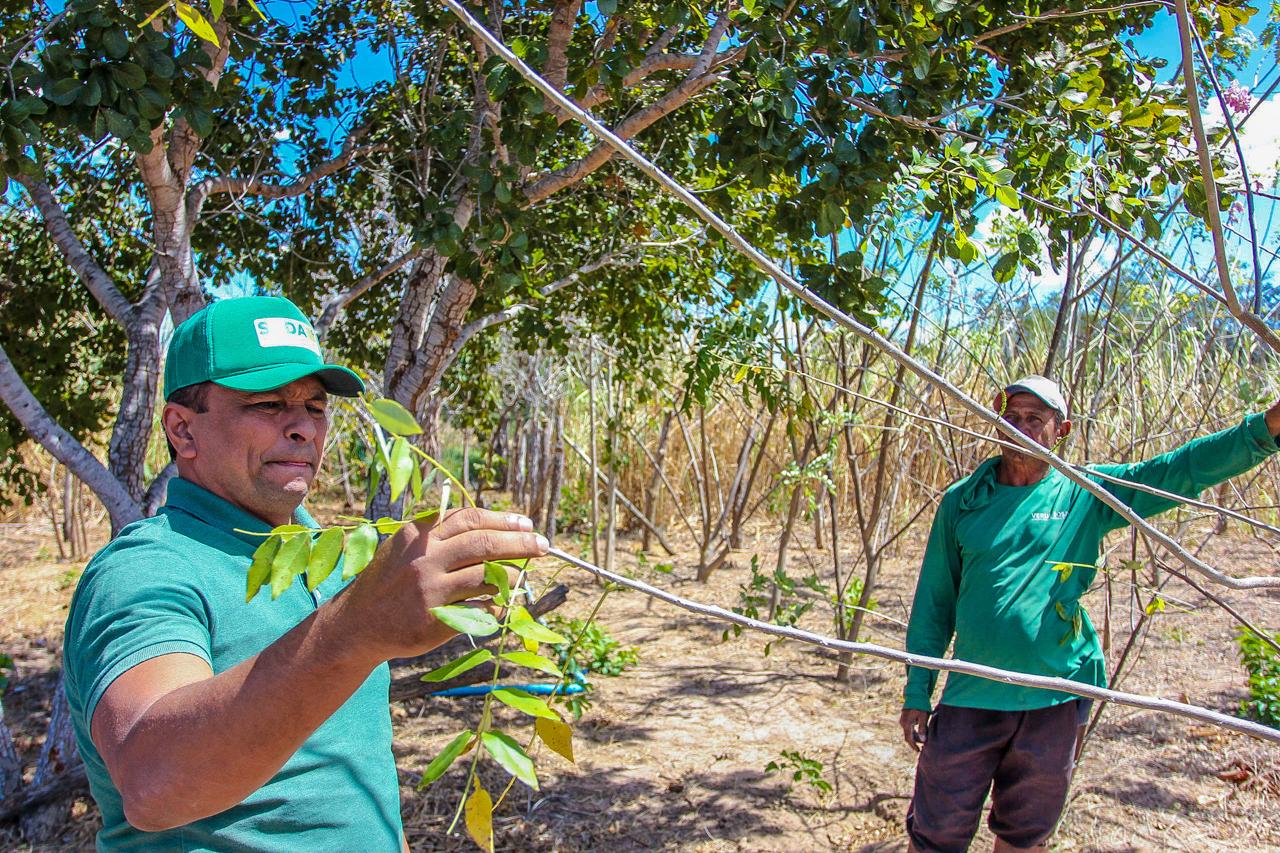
[437,529,549,571]
[438,561,523,603]
[430,507,534,540]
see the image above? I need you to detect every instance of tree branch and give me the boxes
[448,248,636,356]
[548,547,1280,744]
[142,462,178,517]
[0,340,141,531]
[189,133,384,222]
[315,247,424,341]
[543,0,584,90]
[166,11,235,183]
[13,176,133,324]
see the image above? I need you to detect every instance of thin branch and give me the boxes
[0,340,141,531]
[524,7,737,203]
[543,0,584,90]
[13,175,133,324]
[314,247,424,340]
[548,547,1280,744]
[190,133,384,221]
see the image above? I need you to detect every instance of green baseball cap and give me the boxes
[163,296,365,400]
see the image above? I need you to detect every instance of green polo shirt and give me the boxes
[905,412,1280,713]
[63,478,403,852]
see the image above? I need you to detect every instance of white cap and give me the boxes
[1003,375,1069,420]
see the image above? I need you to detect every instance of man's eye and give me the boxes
[307,404,328,416]
[253,401,284,412]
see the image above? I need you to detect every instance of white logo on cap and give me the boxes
[254,318,322,355]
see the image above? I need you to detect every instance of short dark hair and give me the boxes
[165,382,212,459]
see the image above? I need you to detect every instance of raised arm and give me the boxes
[1091,402,1280,531]
[90,509,546,831]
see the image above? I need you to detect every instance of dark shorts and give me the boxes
[905,700,1089,853]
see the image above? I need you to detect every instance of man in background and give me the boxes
[900,374,1280,853]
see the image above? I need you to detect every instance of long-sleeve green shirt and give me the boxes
[904,412,1280,713]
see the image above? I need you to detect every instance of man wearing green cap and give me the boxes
[899,374,1280,853]
[63,296,548,850]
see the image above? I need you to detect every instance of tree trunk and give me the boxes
[640,413,673,552]
[107,323,163,505]
[0,701,21,801]
[544,406,564,541]
[19,683,82,843]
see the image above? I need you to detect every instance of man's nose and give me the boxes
[282,405,320,442]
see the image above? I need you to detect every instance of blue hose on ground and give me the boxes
[430,671,589,698]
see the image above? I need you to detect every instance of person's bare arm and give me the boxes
[91,508,546,832]
[1266,399,1280,436]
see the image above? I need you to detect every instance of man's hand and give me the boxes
[899,708,929,753]
[1266,398,1280,438]
[333,507,548,663]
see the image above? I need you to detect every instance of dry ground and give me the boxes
[2,507,1279,852]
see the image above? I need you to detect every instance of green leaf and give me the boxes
[111,62,148,90]
[388,437,413,502]
[994,185,1020,209]
[183,107,213,137]
[244,0,268,19]
[102,29,131,59]
[270,533,311,599]
[410,456,423,503]
[371,517,406,535]
[416,729,474,789]
[507,606,567,645]
[420,648,494,682]
[481,731,539,789]
[45,78,81,107]
[175,2,220,46]
[341,522,378,579]
[306,527,344,590]
[369,398,423,436]
[499,650,563,678]
[270,523,309,535]
[104,110,136,140]
[431,605,501,637]
[245,535,281,602]
[209,0,224,19]
[992,251,1019,284]
[484,561,510,605]
[491,687,559,720]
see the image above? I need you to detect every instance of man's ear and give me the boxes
[1058,418,1073,441]
[162,403,198,460]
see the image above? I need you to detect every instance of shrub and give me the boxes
[1236,627,1280,728]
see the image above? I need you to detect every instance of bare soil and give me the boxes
[2,509,1279,852]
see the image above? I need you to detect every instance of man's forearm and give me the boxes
[105,599,382,831]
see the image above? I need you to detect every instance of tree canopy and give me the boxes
[0,0,1256,527]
